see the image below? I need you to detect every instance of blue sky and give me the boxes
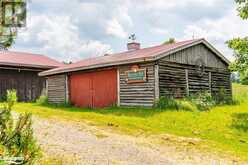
[12,0,248,62]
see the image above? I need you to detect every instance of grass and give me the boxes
[10,83,248,161]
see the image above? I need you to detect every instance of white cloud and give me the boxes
[182,9,248,61]
[106,18,128,38]
[10,0,247,64]
[139,0,218,10]
[151,28,169,35]
[13,14,112,62]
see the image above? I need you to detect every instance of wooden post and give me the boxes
[209,72,212,95]
[45,78,48,96]
[155,64,160,100]
[117,68,120,106]
[65,74,69,103]
[185,69,189,96]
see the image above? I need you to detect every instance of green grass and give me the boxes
[11,83,248,161]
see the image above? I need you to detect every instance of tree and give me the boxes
[227,0,248,84]
[235,0,248,19]
[163,38,176,45]
[0,0,26,50]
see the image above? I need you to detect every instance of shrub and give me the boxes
[177,100,197,111]
[188,91,216,111]
[214,88,236,105]
[36,95,48,105]
[0,90,41,165]
[5,89,17,110]
[155,96,180,110]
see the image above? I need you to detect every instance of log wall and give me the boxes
[47,74,67,104]
[119,63,155,107]
[158,60,231,98]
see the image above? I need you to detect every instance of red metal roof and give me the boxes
[39,38,229,76]
[0,51,63,69]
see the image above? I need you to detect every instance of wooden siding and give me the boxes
[162,44,228,69]
[119,62,155,107]
[0,68,45,101]
[47,74,67,104]
[158,60,231,98]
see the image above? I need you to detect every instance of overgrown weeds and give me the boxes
[155,89,236,111]
[36,95,48,105]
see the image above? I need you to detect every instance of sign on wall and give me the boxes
[126,68,147,83]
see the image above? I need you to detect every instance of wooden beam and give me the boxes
[117,68,120,106]
[185,69,189,96]
[155,64,160,100]
[65,74,69,103]
[209,72,212,94]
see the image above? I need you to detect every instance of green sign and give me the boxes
[126,69,146,82]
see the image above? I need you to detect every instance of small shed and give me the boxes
[0,51,63,101]
[40,38,231,108]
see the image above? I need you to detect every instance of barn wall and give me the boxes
[119,62,155,107]
[158,60,232,98]
[162,44,228,69]
[0,68,45,101]
[47,74,67,104]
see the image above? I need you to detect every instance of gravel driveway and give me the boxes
[32,117,246,165]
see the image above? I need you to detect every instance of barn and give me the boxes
[39,38,231,108]
[0,51,63,101]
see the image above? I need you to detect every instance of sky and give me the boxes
[11,0,248,62]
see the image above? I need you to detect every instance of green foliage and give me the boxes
[228,1,248,84]
[241,75,248,85]
[235,0,248,19]
[5,89,17,110]
[0,90,41,165]
[155,96,180,110]
[0,0,25,49]
[227,37,248,84]
[214,88,234,105]
[155,96,196,111]
[188,91,216,111]
[36,95,48,105]
[163,38,176,45]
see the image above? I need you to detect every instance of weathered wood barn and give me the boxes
[0,51,63,101]
[40,38,231,108]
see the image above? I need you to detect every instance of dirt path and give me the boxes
[32,117,246,165]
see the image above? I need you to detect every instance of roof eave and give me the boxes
[39,57,155,76]
[0,62,61,69]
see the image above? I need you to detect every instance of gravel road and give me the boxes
[32,117,247,165]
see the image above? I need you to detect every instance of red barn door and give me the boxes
[69,69,117,108]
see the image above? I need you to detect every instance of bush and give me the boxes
[214,88,234,105]
[0,90,41,165]
[155,96,196,111]
[36,95,48,105]
[188,91,216,111]
[177,100,197,111]
[155,96,180,110]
